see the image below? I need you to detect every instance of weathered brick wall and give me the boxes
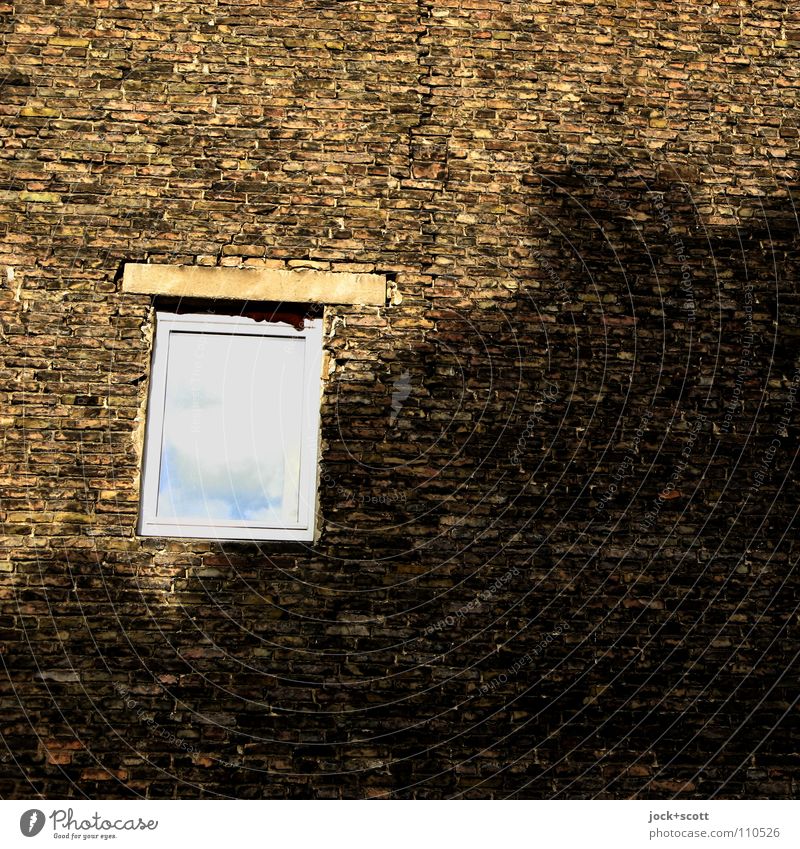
[1,0,798,798]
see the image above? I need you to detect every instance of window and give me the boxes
[138,312,323,541]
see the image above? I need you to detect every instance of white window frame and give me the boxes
[138,311,323,542]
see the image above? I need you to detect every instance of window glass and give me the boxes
[157,331,305,526]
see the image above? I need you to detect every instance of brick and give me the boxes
[18,191,62,203]
[0,0,797,804]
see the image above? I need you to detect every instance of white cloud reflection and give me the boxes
[157,330,304,526]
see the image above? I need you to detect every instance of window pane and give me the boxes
[156,330,305,526]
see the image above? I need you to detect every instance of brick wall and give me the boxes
[1,0,798,798]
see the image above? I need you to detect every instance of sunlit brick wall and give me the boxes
[1,0,798,798]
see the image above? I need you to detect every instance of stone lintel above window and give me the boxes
[122,263,387,305]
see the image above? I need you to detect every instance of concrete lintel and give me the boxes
[122,263,387,305]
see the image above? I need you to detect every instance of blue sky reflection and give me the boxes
[156,330,305,526]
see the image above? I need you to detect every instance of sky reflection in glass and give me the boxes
[157,330,305,525]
